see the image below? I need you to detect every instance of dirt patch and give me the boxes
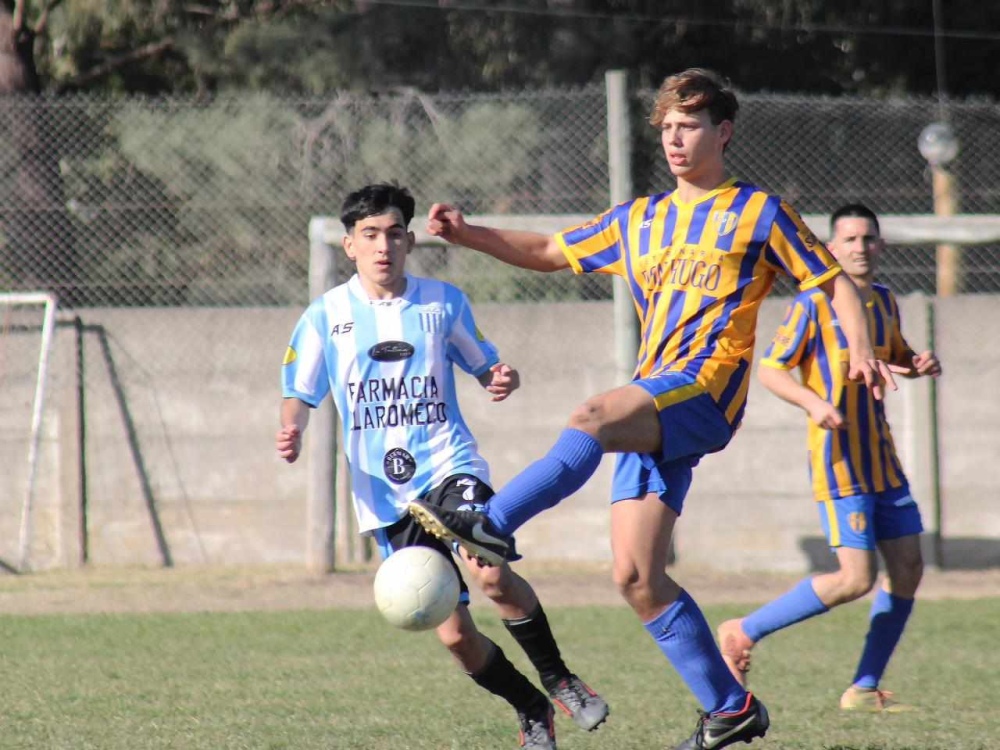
[0,563,997,617]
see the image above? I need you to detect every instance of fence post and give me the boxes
[904,293,944,569]
[306,217,338,573]
[926,298,944,567]
[606,69,639,384]
[931,167,962,296]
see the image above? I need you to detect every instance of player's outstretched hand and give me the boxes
[485,363,520,402]
[849,356,897,401]
[808,401,846,430]
[276,425,302,463]
[427,203,468,244]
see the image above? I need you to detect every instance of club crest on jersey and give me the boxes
[369,341,415,361]
[419,309,444,334]
[848,512,868,533]
[711,210,738,237]
[383,448,416,484]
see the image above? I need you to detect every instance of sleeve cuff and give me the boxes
[760,358,794,371]
[798,265,841,291]
[554,233,584,275]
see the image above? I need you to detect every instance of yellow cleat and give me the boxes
[839,686,916,713]
[716,618,754,688]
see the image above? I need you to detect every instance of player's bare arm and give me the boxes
[758,363,846,430]
[477,363,520,402]
[820,274,897,400]
[276,397,310,463]
[426,203,569,272]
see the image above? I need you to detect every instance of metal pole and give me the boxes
[930,0,961,296]
[927,300,944,567]
[307,217,338,573]
[606,69,639,383]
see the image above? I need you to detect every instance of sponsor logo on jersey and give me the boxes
[369,340,415,361]
[383,448,416,484]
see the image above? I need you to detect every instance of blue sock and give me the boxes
[644,590,747,714]
[852,589,914,689]
[741,578,829,642]
[486,429,603,535]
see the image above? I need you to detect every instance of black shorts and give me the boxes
[371,474,496,604]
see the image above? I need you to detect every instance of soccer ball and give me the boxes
[373,546,460,631]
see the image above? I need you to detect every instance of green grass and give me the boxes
[1,598,997,749]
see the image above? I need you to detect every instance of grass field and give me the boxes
[1,590,997,749]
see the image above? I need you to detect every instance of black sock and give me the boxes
[503,603,569,692]
[470,641,548,712]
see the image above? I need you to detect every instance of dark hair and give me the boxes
[649,68,739,128]
[830,203,880,234]
[340,182,416,232]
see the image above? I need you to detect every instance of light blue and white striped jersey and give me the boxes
[282,274,498,533]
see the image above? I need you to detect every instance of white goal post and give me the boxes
[0,291,59,572]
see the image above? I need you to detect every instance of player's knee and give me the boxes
[436,616,473,653]
[888,553,924,596]
[836,566,878,601]
[612,560,650,607]
[469,564,507,599]
[567,397,605,434]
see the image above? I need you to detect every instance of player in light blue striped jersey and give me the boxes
[276,183,607,749]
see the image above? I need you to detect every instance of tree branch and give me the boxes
[11,0,25,31]
[56,0,358,91]
[56,38,175,92]
[35,0,67,36]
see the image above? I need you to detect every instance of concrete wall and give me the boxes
[3,295,998,572]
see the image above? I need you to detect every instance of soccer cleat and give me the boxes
[717,619,754,687]
[517,699,557,749]
[547,674,609,732]
[407,500,519,565]
[840,686,915,713]
[673,693,769,750]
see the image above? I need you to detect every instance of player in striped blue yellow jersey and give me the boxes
[276,184,607,749]
[408,70,896,750]
[717,204,941,713]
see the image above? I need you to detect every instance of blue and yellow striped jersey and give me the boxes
[761,283,912,502]
[556,178,840,427]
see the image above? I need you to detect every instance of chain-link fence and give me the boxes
[1,83,998,570]
[1,86,998,308]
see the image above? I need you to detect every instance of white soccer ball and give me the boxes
[373,546,460,631]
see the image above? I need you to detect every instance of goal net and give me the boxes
[0,292,58,572]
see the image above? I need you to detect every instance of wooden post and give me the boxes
[932,166,961,296]
[306,217,338,573]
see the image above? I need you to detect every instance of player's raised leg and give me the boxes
[408,383,660,565]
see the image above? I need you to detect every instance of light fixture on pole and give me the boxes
[917,121,959,168]
[917,121,961,297]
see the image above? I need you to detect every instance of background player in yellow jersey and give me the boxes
[408,69,896,750]
[717,203,941,712]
